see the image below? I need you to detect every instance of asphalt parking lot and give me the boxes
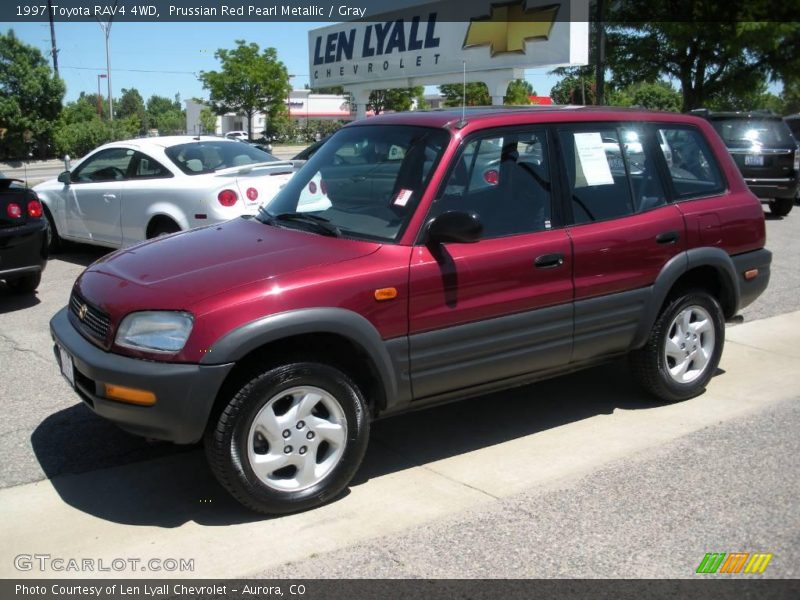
[0,203,797,579]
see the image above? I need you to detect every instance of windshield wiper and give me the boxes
[271,212,341,237]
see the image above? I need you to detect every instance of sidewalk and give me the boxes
[1,309,798,579]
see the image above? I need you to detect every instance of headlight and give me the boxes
[115,311,194,353]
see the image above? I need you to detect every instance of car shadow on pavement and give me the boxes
[51,243,112,268]
[31,358,707,527]
[31,402,263,527]
[0,286,41,313]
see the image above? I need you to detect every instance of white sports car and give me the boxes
[35,136,302,250]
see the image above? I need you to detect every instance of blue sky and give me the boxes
[3,21,562,103]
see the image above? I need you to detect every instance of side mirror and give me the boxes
[427,210,482,244]
[57,171,71,185]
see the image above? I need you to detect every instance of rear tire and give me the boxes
[147,219,180,238]
[43,207,62,253]
[630,291,724,403]
[7,272,41,293]
[205,361,370,515]
[768,197,793,217]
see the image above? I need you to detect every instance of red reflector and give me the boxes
[194,214,207,220]
[483,169,499,185]
[246,187,258,201]
[27,199,43,218]
[744,268,759,281]
[6,203,22,218]
[308,181,317,194]
[217,189,238,207]
[320,180,327,195]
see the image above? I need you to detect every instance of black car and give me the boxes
[0,177,48,293]
[692,109,799,216]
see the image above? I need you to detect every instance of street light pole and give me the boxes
[96,0,118,121]
[105,29,113,120]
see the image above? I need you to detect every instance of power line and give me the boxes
[60,65,199,76]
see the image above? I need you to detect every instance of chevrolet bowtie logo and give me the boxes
[78,304,88,321]
[463,1,559,56]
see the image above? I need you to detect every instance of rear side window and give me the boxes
[657,127,725,198]
[132,152,173,179]
[558,125,667,225]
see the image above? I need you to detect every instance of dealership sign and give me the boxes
[308,0,589,88]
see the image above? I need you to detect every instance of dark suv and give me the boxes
[50,107,771,514]
[693,109,799,216]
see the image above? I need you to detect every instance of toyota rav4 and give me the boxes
[50,107,771,514]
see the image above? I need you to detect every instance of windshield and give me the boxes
[165,141,278,175]
[261,125,450,242]
[710,117,794,148]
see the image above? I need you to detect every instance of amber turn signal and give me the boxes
[374,287,398,301]
[744,269,759,281]
[104,384,157,406]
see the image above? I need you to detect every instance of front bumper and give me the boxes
[732,248,772,312]
[0,220,47,280]
[50,307,233,444]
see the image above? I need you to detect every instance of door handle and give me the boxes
[102,193,116,200]
[656,231,680,245]
[534,253,565,269]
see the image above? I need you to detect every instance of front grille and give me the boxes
[69,291,111,346]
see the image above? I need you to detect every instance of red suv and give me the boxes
[50,107,771,514]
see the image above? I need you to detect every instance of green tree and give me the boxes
[367,87,423,115]
[200,40,291,141]
[610,80,682,112]
[116,88,147,132]
[61,96,101,125]
[53,118,138,158]
[414,89,428,110]
[146,94,184,134]
[782,80,800,115]
[0,29,65,159]
[705,78,785,113]
[504,79,533,105]
[311,85,345,94]
[549,73,595,105]
[439,82,491,107]
[606,4,800,111]
[199,107,217,134]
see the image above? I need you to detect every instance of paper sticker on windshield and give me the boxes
[393,189,413,207]
[573,132,614,187]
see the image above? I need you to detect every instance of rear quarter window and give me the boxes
[656,126,725,199]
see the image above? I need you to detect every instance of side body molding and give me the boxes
[631,248,739,349]
[200,308,405,409]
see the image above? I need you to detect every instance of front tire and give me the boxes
[205,362,370,515]
[630,291,724,403]
[768,197,793,217]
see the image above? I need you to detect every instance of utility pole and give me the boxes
[96,1,119,121]
[47,0,58,76]
[594,0,606,106]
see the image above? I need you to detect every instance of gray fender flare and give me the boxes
[200,307,398,405]
[631,248,739,349]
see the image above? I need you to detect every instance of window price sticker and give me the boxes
[393,188,414,207]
